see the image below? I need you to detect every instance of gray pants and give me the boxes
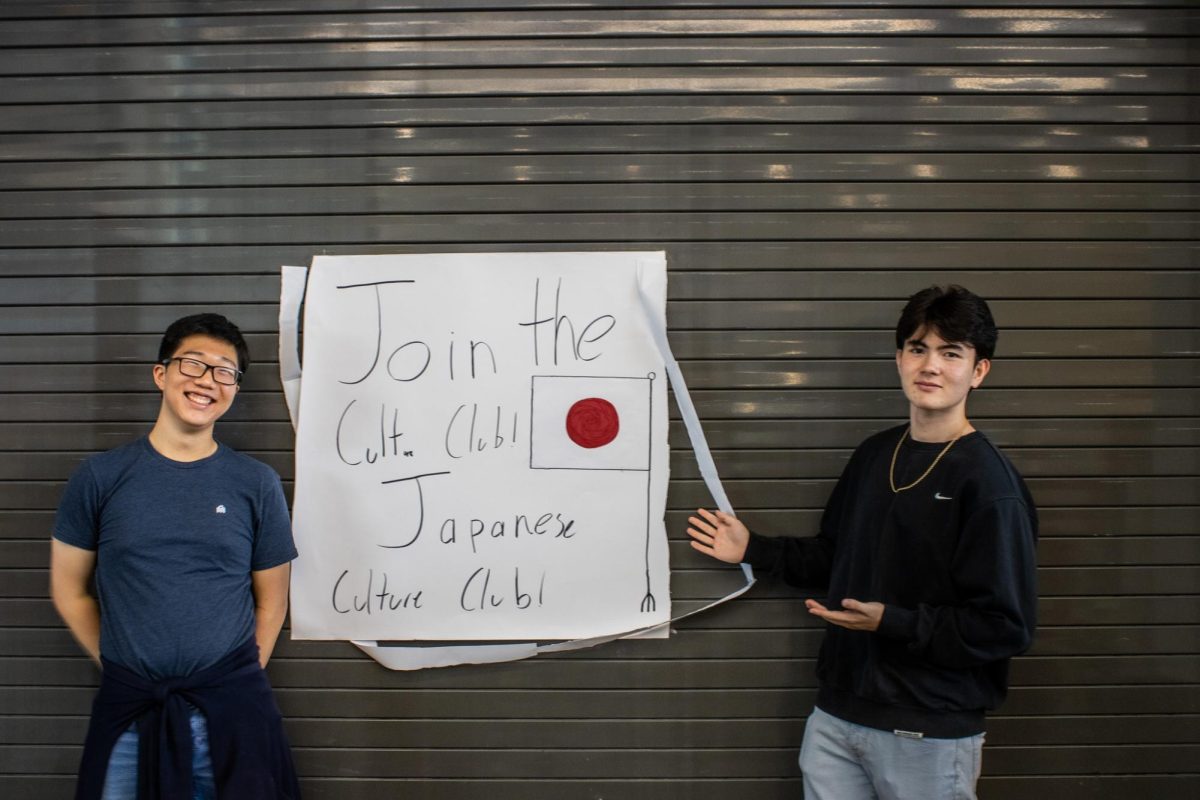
[799,707,984,800]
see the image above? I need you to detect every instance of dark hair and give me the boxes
[895,285,997,361]
[157,313,250,374]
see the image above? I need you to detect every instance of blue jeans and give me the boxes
[799,707,984,800]
[100,706,215,800]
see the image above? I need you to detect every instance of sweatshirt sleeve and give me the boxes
[742,530,835,589]
[879,496,1038,669]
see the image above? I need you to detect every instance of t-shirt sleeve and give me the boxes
[251,469,298,571]
[53,461,101,550]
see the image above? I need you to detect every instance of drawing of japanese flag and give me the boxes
[529,375,653,471]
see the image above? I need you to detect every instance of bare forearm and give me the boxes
[251,562,291,668]
[54,595,101,666]
[254,604,287,667]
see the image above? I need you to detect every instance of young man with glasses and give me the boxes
[687,286,1037,799]
[50,313,301,799]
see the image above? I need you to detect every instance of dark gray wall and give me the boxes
[1,2,1198,798]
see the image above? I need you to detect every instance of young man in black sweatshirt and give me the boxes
[687,285,1037,800]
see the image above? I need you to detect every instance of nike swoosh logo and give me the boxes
[934,493,953,501]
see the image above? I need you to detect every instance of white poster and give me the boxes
[289,252,671,642]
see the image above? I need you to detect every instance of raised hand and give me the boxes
[687,508,750,564]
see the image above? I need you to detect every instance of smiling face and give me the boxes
[152,334,240,435]
[896,326,991,424]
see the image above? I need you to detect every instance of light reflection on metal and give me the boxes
[1046,164,1081,179]
[961,9,1108,18]
[392,166,414,183]
[1115,136,1150,149]
[734,402,760,415]
[799,20,938,34]
[865,193,889,208]
[394,128,415,140]
[1004,21,1060,34]
[951,76,1110,91]
[512,165,532,182]
[911,164,940,179]
[779,371,808,387]
[767,164,793,180]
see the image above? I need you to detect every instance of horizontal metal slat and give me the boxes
[0,37,1191,77]
[2,241,1196,277]
[0,0,1186,19]
[3,10,1197,48]
[6,154,1194,190]
[4,124,1196,161]
[5,272,1199,311]
[0,682,1194,720]
[2,67,1196,104]
[5,714,1192,754]
[5,624,1194,660]
[1,211,1196,248]
[2,298,1196,333]
[3,183,1197,220]
[0,653,1197,690]
[5,95,1193,133]
[18,713,1200,750]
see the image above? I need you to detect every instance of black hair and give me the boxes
[157,313,251,374]
[895,285,998,361]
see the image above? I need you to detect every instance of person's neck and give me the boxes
[909,409,973,443]
[148,421,218,462]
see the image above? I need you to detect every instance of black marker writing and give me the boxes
[439,511,575,554]
[336,399,405,466]
[331,569,424,615]
[336,280,414,385]
[377,471,451,549]
[519,277,616,366]
[444,403,520,459]
[460,566,545,612]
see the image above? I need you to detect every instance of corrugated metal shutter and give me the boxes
[1,2,1197,798]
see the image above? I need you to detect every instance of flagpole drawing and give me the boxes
[640,372,657,613]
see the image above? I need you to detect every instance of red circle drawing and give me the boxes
[565,397,620,449]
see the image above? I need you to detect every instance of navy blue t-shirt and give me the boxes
[53,438,297,680]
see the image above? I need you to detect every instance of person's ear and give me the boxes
[971,358,991,389]
[152,362,167,391]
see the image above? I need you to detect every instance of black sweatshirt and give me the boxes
[743,425,1038,738]
[75,638,300,800]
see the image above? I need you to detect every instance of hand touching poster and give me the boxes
[288,252,671,642]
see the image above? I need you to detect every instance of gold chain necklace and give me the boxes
[889,426,967,493]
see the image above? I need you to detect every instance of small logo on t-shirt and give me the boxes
[934,492,953,501]
[215,504,227,514]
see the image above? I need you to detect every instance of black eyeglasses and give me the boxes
[163,357,243,386]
